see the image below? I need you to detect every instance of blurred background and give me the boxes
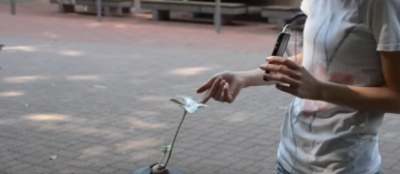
[1,1,400,174]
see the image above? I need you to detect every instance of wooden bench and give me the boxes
[74,0,134,16]
[50,0,133,15]
[50,0,76,13]
[141,0,247,24]
[261,5,301,28]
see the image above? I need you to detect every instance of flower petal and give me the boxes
[183,106,196,114]
[197,104,207,108]
[170,96,207,114]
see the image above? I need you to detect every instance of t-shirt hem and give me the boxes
[377,43,400,52]
[277,158,293,174]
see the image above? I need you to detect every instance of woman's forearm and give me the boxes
[319,82,400,113]
[239,53,303,88]
[237,69,277,88]
[318,52,400,114]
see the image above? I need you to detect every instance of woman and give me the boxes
[197,0,400,173]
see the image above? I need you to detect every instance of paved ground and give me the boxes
[1,2,400,174]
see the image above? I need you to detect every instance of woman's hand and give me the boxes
[260,56,324,100]
[197,71,245,104]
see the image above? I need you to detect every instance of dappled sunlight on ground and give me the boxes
[221,112,252,123]
[3,75,49,83]
[169,67,210,76]
[66,75,101,81]
[3,75,102,83]
[73,126,107,136]
[3,45,38,52]
[114,24,128,29]
[138,95,171,102]
[0,91,25,97]
[59,50,85,56]
[79,145,112,159]
[127,117,166,130]
[116,138,163,152]
[132,110,162,117]
[87,22,101,28]
[25,113,70,122]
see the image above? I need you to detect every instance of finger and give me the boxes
[215,80,226,101]
[209,77,223,100]
[260,64,300,79]
[223,83,234,103]
[264,74,300,87]
[267,56,300,70]
[200,95,211,104]
[276,83,297,96]
[200,87,211,104]
[197,76,217,93]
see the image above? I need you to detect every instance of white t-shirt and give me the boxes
[278,0,400,174]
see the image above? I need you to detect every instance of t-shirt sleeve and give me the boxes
[300,0,312,16]
[368,0,400,52]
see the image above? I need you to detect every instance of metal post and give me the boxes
[10,0,16,15]
[96,0,102,22]
[134,0,141,13]
[214,0,221,33]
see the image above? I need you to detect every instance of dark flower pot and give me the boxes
[132,164,186,174]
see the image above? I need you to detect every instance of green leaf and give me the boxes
[161,144,172,154]
[170,98,184,106]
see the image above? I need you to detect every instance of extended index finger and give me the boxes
[197,76,217,93]
[200,92,211,104]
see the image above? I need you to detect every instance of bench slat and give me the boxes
[200,6,246,15]
[75,0,133,7]
[170,4,201,13]
[141,0,245,8]
[261,5,300,11]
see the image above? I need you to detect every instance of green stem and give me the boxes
[158,153,166,167]
[163,111,187,168]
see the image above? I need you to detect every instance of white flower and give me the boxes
[170,96,207,114]
[161,144,171,154]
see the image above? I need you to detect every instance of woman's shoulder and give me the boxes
[300,0,313,16]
